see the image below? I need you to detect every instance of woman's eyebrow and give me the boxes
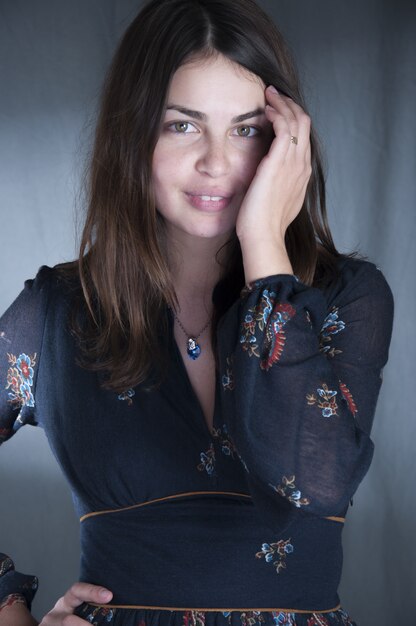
[166,105,265,123]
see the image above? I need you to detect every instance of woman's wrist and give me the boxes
[239,236,293,284]
[0,596,38,626]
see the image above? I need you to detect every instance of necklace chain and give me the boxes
[170,308,211,360]
[172,312,211,342]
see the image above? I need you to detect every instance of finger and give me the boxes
[60,583,113,610]
[265,86,306,122]
[265,87,311,149]
[265,86,301,134]
[265,89,297,139]
[67,583,113,607]
[264,104,301,160]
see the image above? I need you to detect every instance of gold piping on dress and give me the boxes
[80,490,345,523]
[86,602,342,613]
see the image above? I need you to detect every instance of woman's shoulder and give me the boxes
[323,254,394,310]
[25,262,81,295]
[20,262,83,318]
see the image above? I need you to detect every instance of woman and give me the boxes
[0,0,394,624]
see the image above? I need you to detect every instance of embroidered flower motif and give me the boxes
[78,605,115,625]
[255,538,294,574]
[240,291,296,368]
[183,611,206,626]
[221,356,235,391]
[319,307,345,358]
[197,426,246,476]
[212,423,237,459]
[117,388,135,405]
[6,352,37,408]
[197,442,216,476]
[240,312,260,358]
[339,381,358,417]
[272,613,296,626]
[223,611,266,626]
[261,303,296,370]
[306,383,338,417]
[269,475,311,508]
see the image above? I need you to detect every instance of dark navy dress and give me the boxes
[0,256,394,626]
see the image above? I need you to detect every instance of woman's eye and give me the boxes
[168,121,198,134]
[234,125,260,138]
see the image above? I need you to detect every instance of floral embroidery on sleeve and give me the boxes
[240,290,296,369]
[255,538,294,573]
[319,306,345,358]
[268,475,311,508]
[339,381,358,417]
[6,353,37,408]
[306,384,338,417]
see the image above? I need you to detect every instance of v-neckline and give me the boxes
[168,308,220,440]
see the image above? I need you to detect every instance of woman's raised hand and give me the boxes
[236,85,312,282]
[38,582,113,625]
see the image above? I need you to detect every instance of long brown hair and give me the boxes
[59,0,346,393]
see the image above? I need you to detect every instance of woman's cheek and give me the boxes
[238,144,267,182]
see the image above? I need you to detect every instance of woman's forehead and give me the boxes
[166,54,266,112]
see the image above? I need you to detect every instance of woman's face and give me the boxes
[152,53,273,244]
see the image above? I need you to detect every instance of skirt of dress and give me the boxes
[74,604,358,626]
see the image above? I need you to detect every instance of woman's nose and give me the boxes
[195,138,231,178]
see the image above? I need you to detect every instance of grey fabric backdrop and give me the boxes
[0,1,414,624]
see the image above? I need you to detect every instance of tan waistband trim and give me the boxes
[80,491,252,522]
[86,602,342,613]
[80,490,345,524]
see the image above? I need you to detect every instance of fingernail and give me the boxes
[99,589,112,600]
[268,85,278,94]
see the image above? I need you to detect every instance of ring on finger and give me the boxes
[290,135,298,145]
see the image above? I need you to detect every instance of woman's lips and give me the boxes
[185,192,233,212]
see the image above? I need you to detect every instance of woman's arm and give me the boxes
[0,600,38,626]
[217,260,394,533]
[236,86,311,283]
[0,273,113,623]
[0,272,52,612]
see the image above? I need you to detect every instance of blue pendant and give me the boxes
[187,337,201,360]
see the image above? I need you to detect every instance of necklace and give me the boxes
[171,309,211,360]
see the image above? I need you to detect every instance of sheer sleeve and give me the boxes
[217,259,394,534]
[0,266,52,608]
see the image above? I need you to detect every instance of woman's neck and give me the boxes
[166,228,233,310]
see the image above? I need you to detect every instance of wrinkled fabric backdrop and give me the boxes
[0,1,414,623]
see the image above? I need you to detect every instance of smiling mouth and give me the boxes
[185,192,233,211]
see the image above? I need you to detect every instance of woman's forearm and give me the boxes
[0,602,38,626]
